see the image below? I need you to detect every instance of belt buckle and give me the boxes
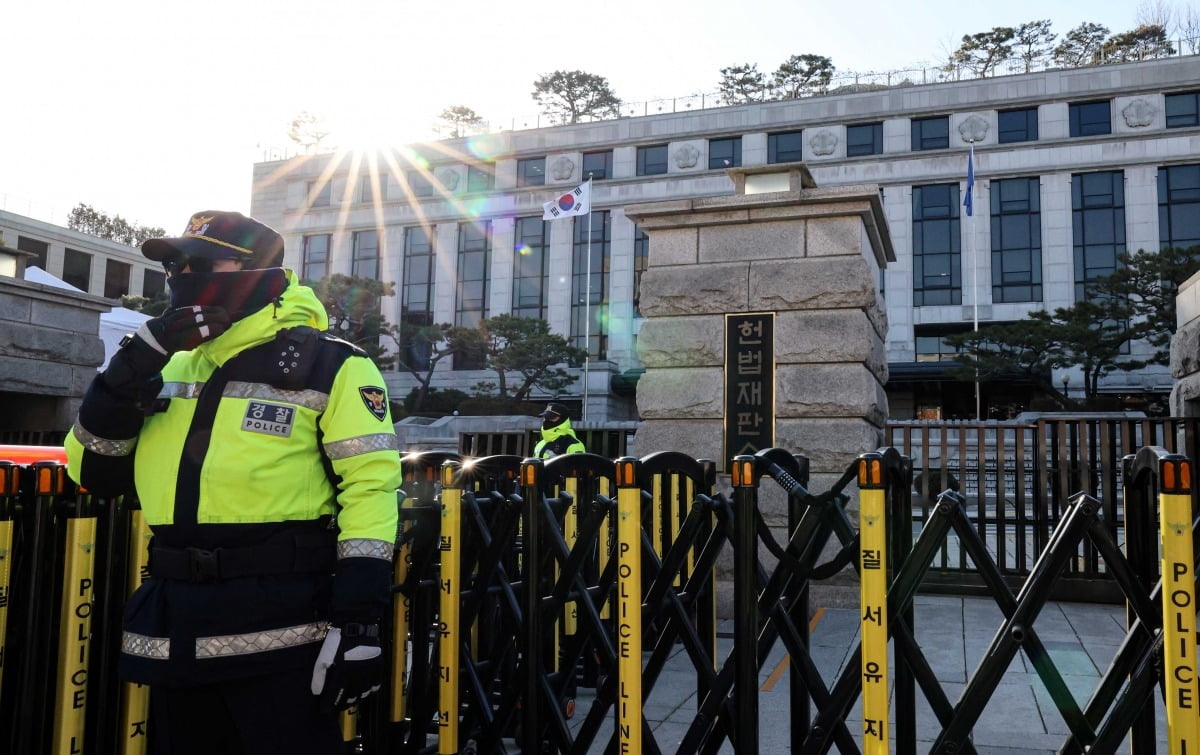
[188,548,221,583]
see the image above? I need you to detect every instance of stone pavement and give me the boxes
[569,595,1169,753]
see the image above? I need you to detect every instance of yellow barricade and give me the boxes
[858,455,889,753]
[52,511,96,755]
[1157,457,1200,750]
[120,508,151,754]
[438,462,462,754]
[615,458,642,754]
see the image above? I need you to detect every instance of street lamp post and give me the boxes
[1061,374,1070,400]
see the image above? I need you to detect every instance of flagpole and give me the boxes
[968,141,980,421]
[582,176,593,423]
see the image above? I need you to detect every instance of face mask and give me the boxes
[167,268,289,323]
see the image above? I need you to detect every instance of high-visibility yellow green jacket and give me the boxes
[533,419,585,458]
[66,270,401,685]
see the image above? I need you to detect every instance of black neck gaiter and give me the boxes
[167,268,289,323]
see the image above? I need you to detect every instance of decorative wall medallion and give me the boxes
[673,143,700,169]
[1122,98,1155,128]
[808,129,838,156]
[437,168,460,191]
[550,156,575,180]
[957,114,989,144]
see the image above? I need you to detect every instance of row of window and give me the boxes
[15,235,165,299]
[301,212,652,364]
[307,91,1200,207]
[911,163,1200,307]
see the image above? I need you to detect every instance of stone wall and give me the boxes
[627,171,892,481]
[1171,270,1200,415]
[0,277,108,435]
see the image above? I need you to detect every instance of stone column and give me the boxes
[626,164,894,608]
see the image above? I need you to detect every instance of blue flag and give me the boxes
[963,146,975,217]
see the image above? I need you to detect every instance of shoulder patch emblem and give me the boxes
[359,386,388,421]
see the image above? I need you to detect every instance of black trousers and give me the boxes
[148,668,343,755]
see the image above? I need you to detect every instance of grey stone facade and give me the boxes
[0,276,108,435]
[249,55,1200,422]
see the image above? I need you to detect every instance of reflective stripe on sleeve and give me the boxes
[160,381,205,400]
[323,433,399,460]
[337,538,394,561]
[72,423,137,457]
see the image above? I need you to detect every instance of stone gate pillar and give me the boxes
[626,164,893,592]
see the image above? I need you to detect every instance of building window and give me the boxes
[17,236,48,270]
[1166,92,1200,128]
[911,116,950,151]
[1158,164,1200,251]
[997,108,1038,144]
[990,177,1042,303]
[407,170,434,198]
[768,130,804,163]
[360,175,377,204]
[1069,100,1111,137]
[912,184,961,306]
[352,230,379,279]
[1072,171,1125,299]
[142,268,166,299]
[582,150,613,180]
[402,226,434,323]
[914,325,967,362]
[846,123,883,157]
[401,226,436,367]
[453,221,491,369]
[633,227,649,317]
[309,181,331,207]
[103,259,130,299]
[708,137,742,169]
[302,234,331,281]
[62,248,91,291]
[571,210,612,359]
[636,144,668,176]
[513,217,549,320]
[516,157,546,187]
[467,165,494,193]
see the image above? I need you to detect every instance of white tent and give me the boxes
[23,266,151,369]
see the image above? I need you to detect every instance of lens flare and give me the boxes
[466,133,504,161]
[516,244,532,256]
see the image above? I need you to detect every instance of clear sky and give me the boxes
[1,0,1157,233]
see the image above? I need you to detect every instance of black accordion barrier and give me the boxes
[0,444,1196,754]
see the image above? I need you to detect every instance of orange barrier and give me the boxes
[0,445,68,465]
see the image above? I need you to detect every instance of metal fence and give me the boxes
[886,417,1200,600]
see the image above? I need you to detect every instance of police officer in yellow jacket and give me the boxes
[65,211,401,755]
[532,401,585,458]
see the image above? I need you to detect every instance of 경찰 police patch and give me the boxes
[359,386,388,421]
[242,401,295,437]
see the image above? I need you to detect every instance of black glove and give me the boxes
[310,622,384,711]
[138,305,231,355]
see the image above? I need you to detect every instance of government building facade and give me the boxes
[248,55,1200,422]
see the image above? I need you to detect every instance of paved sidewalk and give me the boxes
[571,595,1169,753]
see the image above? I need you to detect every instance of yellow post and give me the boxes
[857,455,889,753]
[120,508,152,754]
[438,462,462,754]
[0,516,12,700]
[614,458,642,754]
[391,489,414,724]
[563,475,579,640]
[0,461,14,703]
[340,708,357,742]
[1158,458,1199,751]
[52,506,97,755]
